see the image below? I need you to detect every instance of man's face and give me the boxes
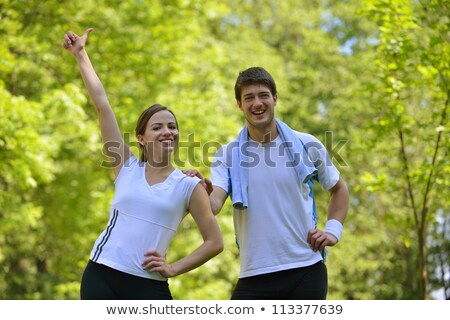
[238,84,277,131]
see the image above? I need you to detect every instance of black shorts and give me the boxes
[231,261,328,300]
[80,260,172,300]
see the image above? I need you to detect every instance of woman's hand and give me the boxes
[62,28,94,56]
[142,250,176,278]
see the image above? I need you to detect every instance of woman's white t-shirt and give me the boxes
[89,156,200,281]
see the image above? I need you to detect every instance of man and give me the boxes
[188,67,349,299]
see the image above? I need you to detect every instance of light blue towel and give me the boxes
[229,118,318,209]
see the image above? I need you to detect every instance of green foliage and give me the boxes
[360,0,449,299]
[0,0,448,299]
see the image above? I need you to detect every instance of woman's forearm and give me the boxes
[74,49,110,114]
[170,237,223,277]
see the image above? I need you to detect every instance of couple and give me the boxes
[62,28,349,300]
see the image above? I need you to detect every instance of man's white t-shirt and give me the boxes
[210,132,340,278]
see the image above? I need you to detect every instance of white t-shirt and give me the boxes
[89,156,200,281]
[210,132,340,278]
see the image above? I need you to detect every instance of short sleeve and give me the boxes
[210,145,230,194]
[296,132,340,190]
[183,175,201,208]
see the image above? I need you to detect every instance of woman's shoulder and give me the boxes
[120,155,144,172]
[114,155,141,183]
[173,168,201,184]
[169,169,202,198]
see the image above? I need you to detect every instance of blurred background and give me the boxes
[0,0,448,299]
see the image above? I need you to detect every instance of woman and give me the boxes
[62,28,223,299]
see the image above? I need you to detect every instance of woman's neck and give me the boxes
[145,157,174,172]
[144,160,175,186]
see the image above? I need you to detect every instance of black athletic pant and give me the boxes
[231,261,328,300]
[80,260,172,300]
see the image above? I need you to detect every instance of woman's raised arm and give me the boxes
[63,28,132,177]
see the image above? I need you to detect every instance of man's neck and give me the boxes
[247,125,278,143]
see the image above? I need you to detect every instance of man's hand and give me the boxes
[307,228,338,252]
[182,169,213,195]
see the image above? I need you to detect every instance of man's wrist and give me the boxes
[324,219,343,241]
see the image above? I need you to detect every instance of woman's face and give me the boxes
[138,110,179,158]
